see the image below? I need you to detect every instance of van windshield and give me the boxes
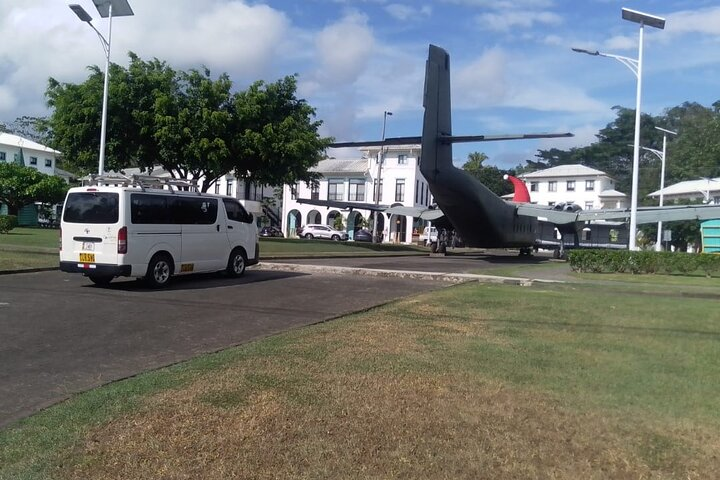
[63,192,119,224]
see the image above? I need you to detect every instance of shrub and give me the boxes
[696,254,720,278]
[568,249,704,276]
[0,215,18,234]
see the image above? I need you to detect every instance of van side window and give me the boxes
[176,197,218,224]
[223,198,252,223]
[131,194,173,224]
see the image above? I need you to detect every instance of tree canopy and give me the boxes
[0,163,68,216]
[461,152,514,197]
[517,101,720,249]
[45,53,331,191]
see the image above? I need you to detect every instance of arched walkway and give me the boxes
[287,210,301,238]
[347,211,364,240]
[390,214,408,244]
[306,210,321,225]
[327,210,343,230]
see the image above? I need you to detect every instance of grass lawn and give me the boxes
[0,229,426,270]
[2,278,720,479]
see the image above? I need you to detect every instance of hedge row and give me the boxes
[0,215,18,234]
[568,249,720,277]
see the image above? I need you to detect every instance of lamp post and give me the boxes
[69,0,134,175]
[640,126,677,251]
[572,8,665,250]
[372,110,392,243]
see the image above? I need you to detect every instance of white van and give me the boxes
[59,178,259,287]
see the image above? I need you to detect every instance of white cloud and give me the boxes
[666,6,720,36]
[314,12,375,86]
[454,48,508,108]
[475,10,562,32]
[385,4,432,21]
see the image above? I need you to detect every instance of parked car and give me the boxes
[353,228,373,242]
[260,226,284,238]
[421,226,438,246]
[300,224,348,241]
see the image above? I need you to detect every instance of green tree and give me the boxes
[461,152,513,196]
[0,164,68,215]
[45,54,332,188]
[230,75,330,188]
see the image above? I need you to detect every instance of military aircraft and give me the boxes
[304,44,720,254]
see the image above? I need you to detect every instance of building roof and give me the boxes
[310,158,368,174]
[0,132,61,155]
[649,177,720,197]
[598,189,627,197]
[520,164,609,179]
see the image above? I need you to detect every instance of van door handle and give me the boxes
[217,225,220,232]
[227,225,234,230]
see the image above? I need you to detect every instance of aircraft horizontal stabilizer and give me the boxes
[517,203,720,225]
[331,132,573,149]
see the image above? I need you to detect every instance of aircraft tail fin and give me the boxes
[420,45,452,182]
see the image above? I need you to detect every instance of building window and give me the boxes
[395,179,405,202]
[45,159,52,167]
[349,179,365,201]
[328,179,344,201]
[548,181,557,192]
[373,179,383,202]
[290,184,297,200]
[398,154,407,165]
[585,180,595,191]
[226,180,234,196]
[585,201,594,210]
[530,182,538,192]
[311,183,319,200]
[30,156,37,165]
[214,183,220,194]
[566,180,575,191]
[0,152,5,161]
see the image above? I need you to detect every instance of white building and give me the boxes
[519,164,627,210]
[282,145,432,243]
[649,177,720,205]
[0,133,74,225]
[0,132,61,175]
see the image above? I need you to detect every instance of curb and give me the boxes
[256,262,562,286]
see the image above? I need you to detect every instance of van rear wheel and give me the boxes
[226,249,247,277]
[145,253,173,288]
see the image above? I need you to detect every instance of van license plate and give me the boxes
[79,253,95,263]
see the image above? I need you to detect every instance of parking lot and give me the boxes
[0,266,448,428]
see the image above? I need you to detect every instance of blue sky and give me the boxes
[1,0,719,169]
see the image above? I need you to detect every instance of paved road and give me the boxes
[265,249,555,274]
[0,267,447,429]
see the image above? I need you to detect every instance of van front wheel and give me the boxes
[145,253,173,288]
[226,249,247,277]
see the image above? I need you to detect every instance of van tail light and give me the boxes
[118,226,128,254]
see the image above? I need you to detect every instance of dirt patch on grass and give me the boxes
[55,304,720,479]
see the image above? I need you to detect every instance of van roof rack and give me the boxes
[88,173,199,192]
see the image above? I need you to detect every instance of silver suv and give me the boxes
[300,224,348,241]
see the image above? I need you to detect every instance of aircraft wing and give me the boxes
[296,197,446,220]
[516,203,720,224]
[296,198,391,211]
[384,205,446,221]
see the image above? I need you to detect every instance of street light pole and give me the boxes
[69,1,134,175]
[640,126,677,251]
[372,110,392,243]
[572,8,665,250]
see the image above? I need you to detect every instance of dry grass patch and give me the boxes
[51,286,720,479]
